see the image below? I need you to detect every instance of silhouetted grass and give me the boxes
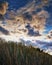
[0,39,52,65]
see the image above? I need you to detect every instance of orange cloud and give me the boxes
[0,2,8,15]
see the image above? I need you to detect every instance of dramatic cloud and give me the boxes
[6,9,49,35]
[0,0,52,55]
[0,0,51,36]
[15,0,50,34]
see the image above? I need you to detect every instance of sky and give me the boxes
[0,0,32,10]
[0,0,52,55]
[0,0,52,34]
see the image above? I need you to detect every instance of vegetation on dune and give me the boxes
[0,39,52,65]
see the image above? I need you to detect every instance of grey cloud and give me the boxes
[0,26,9,35]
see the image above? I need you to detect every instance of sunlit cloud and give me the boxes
[0,1,51,37]
[0,2,8,15]
[0,0,52,56]
[30,10,49,34]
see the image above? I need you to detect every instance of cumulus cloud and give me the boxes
[2,0,50,36]
[15,0,50,34]
[5,10,49,36]
[30,10,49,34]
